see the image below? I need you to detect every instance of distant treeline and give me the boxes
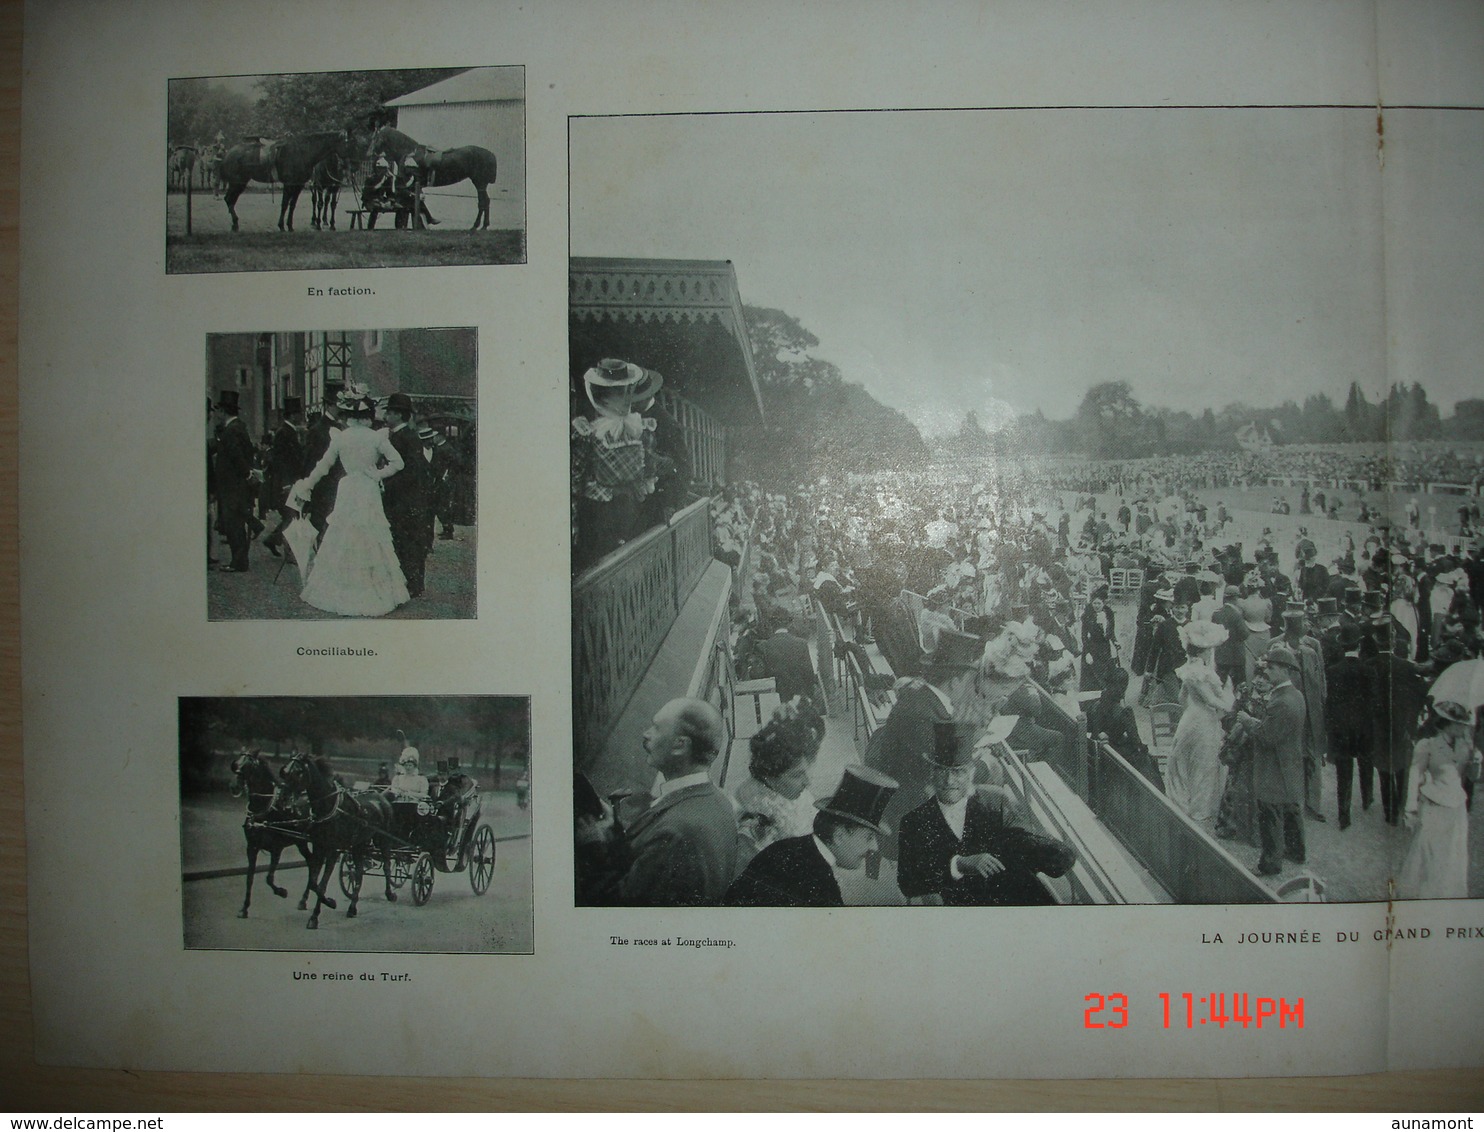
[939,380,1484,462]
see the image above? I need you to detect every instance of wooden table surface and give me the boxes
[0,0,1479,1111]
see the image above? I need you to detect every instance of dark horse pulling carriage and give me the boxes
[276,751,496,929]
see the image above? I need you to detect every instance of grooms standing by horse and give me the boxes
[367,125,497,229]
[382,393,432,599]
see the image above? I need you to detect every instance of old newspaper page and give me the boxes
[16,0,1484,1085]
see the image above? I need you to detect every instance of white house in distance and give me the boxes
[385,66,526,231]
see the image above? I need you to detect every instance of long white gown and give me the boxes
[1399,733,1472,900]
[291,424,409,617]
[1166,660,1234,822]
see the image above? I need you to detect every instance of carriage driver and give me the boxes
[388,740,429,800]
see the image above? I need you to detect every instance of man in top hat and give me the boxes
[1238,646,1310,875]
[726,765,898,907]
[381,391,432,598]
[212,389,259,573]
[1326,623,1375,829]
[582,697,738,906]
[1368,620,1429,825]
[416,425,459,541]
[1270,605,1328,821]
[897,721,1077,906]
[864,629,980,857]
[260,395,305,558]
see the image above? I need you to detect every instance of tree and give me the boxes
[1074,381,1149,459]
[736,305,928,484]
[251,68,467,137]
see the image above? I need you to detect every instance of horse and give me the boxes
[280,751,398,929]
[367,125,497,230]
[168,145,196,192]
[228,750,321,919]
[219,130,351,232]
[308,153,346,230]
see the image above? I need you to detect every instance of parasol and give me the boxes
[280,515,318,588]
[1428,659,1484,711]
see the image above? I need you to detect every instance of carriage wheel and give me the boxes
[468,824,496,896]
[338,853,363,899]
[389,852,411,890]
[411,852,435,907]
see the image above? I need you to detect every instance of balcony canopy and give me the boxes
[569,257,765,427]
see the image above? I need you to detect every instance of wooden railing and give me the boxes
[572,497,715,770]
[1083,739,1278,904]
[1028,682,1278,904]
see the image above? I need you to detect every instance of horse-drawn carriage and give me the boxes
[337,760,497,908]
[232,748,496,929]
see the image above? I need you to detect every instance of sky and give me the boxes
[571,107,1483,435]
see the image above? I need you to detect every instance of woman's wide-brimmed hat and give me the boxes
[1433,700,1473,726]
[583,357,663,403]
[814,764,898,836]
[1184,620,1228,650]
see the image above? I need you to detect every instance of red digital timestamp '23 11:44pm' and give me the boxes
[1083,993,1305,1029]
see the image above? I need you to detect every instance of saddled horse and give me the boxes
[219,130,351,232]
[367,125,497,230]
[308,153,347,230]
[228,750,321,919]
[280,752,398,929]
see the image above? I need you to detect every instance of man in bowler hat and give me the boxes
[727,765,898,906]
[381,392,432,598]
[1239,647,1309,875]
[897,721,1077,906]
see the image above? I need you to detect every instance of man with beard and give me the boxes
[576,697,738,906]
[897,721,1077,906]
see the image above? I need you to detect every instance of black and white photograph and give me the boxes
[207,326,477,620]
[166,66,525,274]
[569,107,1484,908]
[179,695,533,953]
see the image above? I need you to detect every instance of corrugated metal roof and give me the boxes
[386,67,525,107]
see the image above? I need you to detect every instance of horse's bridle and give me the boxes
[284,755,348,825]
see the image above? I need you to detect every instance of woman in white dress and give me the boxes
[1165,619,1233,822]
[289,390,409,617]
[1399,701,1478,900]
